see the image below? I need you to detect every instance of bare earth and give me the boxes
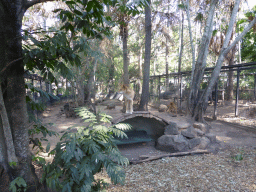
[38,100,256,191]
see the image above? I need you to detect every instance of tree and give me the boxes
[139,0,152,111]
[189,0,256,121]
[0,0,120,190]
[0,1,41,189]
[241,7,256,61]
[188,0,218,119]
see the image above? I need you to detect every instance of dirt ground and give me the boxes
[1,100,254,191]
[38,99,256,162]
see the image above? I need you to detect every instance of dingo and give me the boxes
[167,101,177,114]
[119,84,134,114]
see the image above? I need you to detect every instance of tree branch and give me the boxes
[0,57,23,76]
[25,0,57,10]
[225,15,256,55]
[0,86,18,164]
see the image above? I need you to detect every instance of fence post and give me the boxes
[254,74,256,100]
[235,67,240,117]
[179,74,182,113]
[158,76,161,101]
[213,81,218,120]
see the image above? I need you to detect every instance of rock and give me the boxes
[158,104,168,112]
[156,134,189,152]
[181,126,196,139]
[195,128,205,136]
[205,133,217,143]
[164,122,179,135]
[193,122,210,133]
[176,121,191,130]
[198,137,211,149]
[188,138,201,149]
[106,103,115,109]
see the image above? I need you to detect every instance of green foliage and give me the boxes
[9,177,27,192]
[25,82,60,123]
[28,123,58,154]
[54,0,113,38]
[239,91,254,100]
[239,9,256,62]
[23,30,77,83]
[8,162,17,168]
[42,107,130,191]
[232,153,244,161]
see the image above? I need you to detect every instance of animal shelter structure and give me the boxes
[147,62,256,118]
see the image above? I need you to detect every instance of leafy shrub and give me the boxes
[42,107,130,191]
[9,177,27,192]
[29,123,58,154]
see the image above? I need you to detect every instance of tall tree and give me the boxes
[191,0,256,121]
[0,1,41,189]
[188,0,218,118]
[139,0,152,111]
[0,0,125,190]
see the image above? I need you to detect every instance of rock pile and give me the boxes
[156,121,218,152]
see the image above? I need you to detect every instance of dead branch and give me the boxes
[130,150,210,165]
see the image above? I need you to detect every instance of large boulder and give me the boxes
[188,138,201,149]
[181,126,197,139]
[181,130,196,139]
[194,128,205,136]
[156,134,189,152]
[197,137,211,149]
[205,133,217,143]
[158,104,168,112]
[193,122,210,133]
[164,122,179,135]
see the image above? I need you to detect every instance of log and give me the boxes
[130,150,210,165]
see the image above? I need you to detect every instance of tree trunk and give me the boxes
[139,0,151,111]
[0,86,18,164]
[138,47,143,79]
[165,37,169,90]
[182,0,196,83]
[195,0,256,121]
[227,47,235,101]
[137,47,143,96]
[85,59,97,102]
[122,23,129,85]
[0,2,40,189]
[188,0,218,118]
[178,11,184,112]
[77,67,85,106]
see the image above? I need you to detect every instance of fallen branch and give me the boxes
[130,150,210,165]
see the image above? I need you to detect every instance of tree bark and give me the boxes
[182,0,196,83]
[139,0,151,111]
[197,0,256,121]
[0,0,53,190]
[122,23,129,85]
[77,66,85,106]
[165,37,169,90]
[0,86,18,164]
[188,0,218,117]
[226,47,235,101]
[85,59,97,102]
[178,11,184,112]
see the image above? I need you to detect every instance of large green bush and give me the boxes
[41,107,130,191]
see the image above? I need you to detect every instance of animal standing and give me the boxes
[119,84,135,114]
[167,101,177,114]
